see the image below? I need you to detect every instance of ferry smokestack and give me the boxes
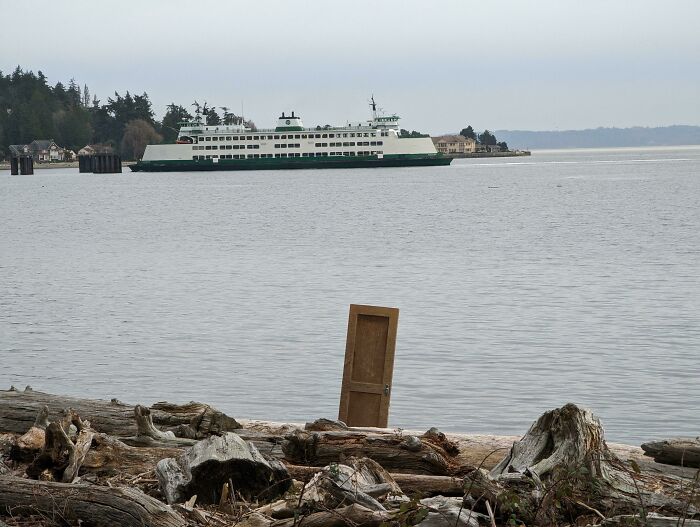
[292,111,295,118]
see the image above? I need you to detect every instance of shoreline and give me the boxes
[1,388,697,526]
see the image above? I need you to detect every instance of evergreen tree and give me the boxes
[161,103,192,143]
[459,125,476,141]
[205,108,221,125]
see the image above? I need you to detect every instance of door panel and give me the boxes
[338,305,399,427]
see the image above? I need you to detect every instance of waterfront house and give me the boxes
[432,135,477,154]
[28,139,65,162]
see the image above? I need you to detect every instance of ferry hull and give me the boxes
[130,155,452,172]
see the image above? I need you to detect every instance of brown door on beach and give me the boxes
[338,304,399,428]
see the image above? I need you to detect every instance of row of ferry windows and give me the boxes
[195,141,383,150]
[193,151,384,160]
[198,131,389,142]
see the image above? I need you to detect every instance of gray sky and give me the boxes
[2,0,699,134]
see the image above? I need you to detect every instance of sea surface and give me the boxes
[1,146,699,444]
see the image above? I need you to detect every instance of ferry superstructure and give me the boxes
[130,101,451,172]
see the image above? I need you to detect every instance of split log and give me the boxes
[282,429,457,475]
[0,388,240,438]
[271,504,392,527]
[156,432,291,505]
[0,475,186,527]
[26,409,94,483]
[642,437,700,468]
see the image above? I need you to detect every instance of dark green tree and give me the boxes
[161,103,192,143]
[478,129,497,145]
[205,108,221,125]
[460,125,476,140]
[497,141,509,151]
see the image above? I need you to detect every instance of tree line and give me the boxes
[459,125,508,151]
[0,67,251,161]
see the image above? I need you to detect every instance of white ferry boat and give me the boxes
[130,100,450,172]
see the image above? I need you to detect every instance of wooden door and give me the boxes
[338,304,399,428]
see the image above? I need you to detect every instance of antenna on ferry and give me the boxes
[369,95,377,119]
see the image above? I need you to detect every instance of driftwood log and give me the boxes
[271,504,391,527]
[282,429,458,475]
[286,464,467,497]
[642,437,700,468]
[0,475,186,527]
[0,388,240,438]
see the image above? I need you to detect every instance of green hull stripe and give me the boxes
[130,154,452,172]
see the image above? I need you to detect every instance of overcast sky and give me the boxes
[2,0,699,134]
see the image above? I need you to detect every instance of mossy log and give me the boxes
[0,388,240,438]
[0,475,186,527]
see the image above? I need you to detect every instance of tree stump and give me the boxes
[156,432,291,505]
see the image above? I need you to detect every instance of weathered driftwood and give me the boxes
[642,437,700,468]
[590,513,700,526]
[271,504,392,527]
[123,405,198,448]
[0,475,186,527]
[282,429,457,475]
[26,409,94,483]
[156,432,291,505]
[286,464,467,497]
[305,418,349,432]
[11,404,49,460]
[418,496,488,527]
[84,432,182,475]
[0,388,240,438]
[299,457,402,512]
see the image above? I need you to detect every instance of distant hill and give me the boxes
[494,125,700,150]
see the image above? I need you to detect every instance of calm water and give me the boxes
[1,147,699,444]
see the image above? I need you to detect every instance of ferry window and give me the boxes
[274,135,279,139]
[205,137,211,141]
[322,134,327,138]
[212,145,218,150]
[315,143,321,147]
[342,142,349,147]
[322,152,328,156]
[329,134,334,138]
[274,144,279,149]
[314,134,321,138]
[212,137,218,141]
[267,135,273,140]
[205,146,211,150]
[280,135,286,139]
[275,154,280,158]
[378,141,383,145]
[255,145,260,149]
[247,136,252,140]
[350,133,355,137]
[206,155,211,159]
[294,134,300,139]
[226,136,231,140]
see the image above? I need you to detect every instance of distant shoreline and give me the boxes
[0,160,135,171]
